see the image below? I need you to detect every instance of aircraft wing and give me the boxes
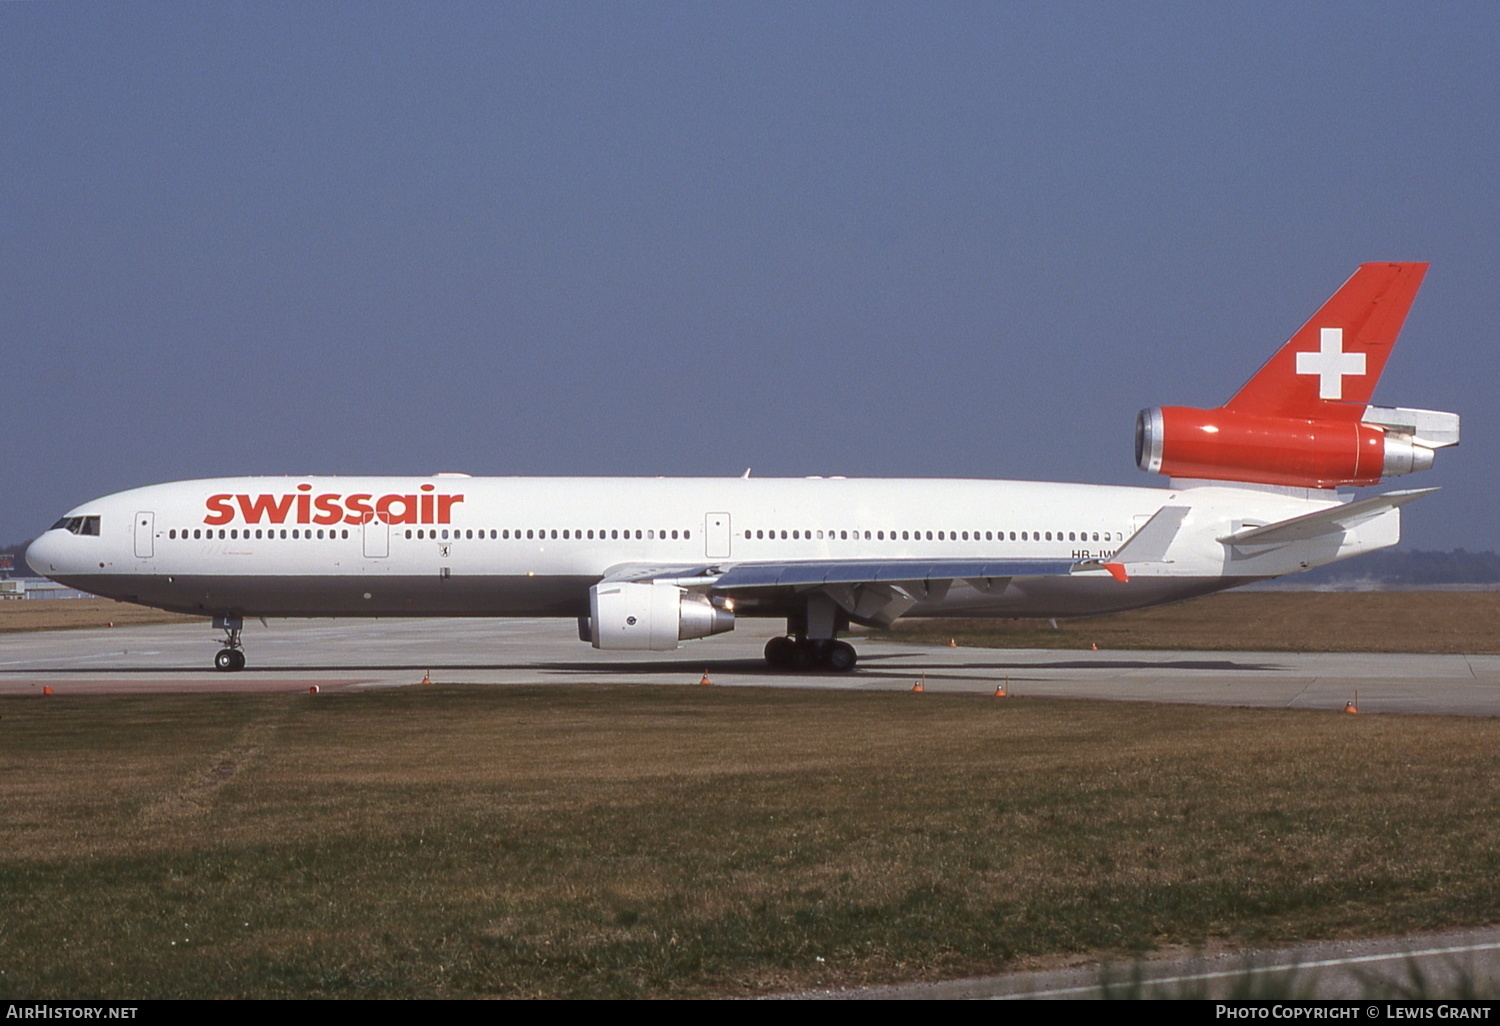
[709,558,1077,588]
[600,557,1080,627]
[601,557,1077,590]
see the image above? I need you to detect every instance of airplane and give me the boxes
[26,262,1459,673]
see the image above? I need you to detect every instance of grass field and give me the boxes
[2,684,1498,998]
[0,598,203,633]
[874,590,1500,654]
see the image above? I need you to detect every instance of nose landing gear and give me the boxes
[213,615,246,671]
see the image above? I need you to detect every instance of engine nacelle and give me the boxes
[587,582,735,651]
[1135,406,1444,488]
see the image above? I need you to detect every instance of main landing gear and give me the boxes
[213,615,246,672]
[764,636,858,672]
[764,595,858,671]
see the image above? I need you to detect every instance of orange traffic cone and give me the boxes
[420,670,432,686]
[41,686,53,696]
[994,681,1008,698]
[1090,642,1098,651]
[308,685,320,695]
[912,674,925,693]
[1344,690,1359,714]
[948,638,957,647]
[699,670,713,686]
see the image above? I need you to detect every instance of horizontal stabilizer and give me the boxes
[1218,488,1437,546]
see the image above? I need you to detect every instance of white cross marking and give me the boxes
[1296,327,1366,400]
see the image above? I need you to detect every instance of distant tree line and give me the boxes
[1281,549,1500,586]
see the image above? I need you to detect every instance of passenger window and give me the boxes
[405,530,413,539]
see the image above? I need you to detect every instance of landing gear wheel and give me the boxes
[823,641,857,672]
[764,636,796,668]
[788,641,816,670]
[213,617,246,671]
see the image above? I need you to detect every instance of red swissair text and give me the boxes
[204,484,464,526]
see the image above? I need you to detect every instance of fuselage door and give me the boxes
[134,511,155,559]
[362,513,389,558]
[706,512,731,559]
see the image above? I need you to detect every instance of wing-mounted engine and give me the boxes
[1134,262,1459,489]
[587,582,734,651]
[1135,404,1458,488]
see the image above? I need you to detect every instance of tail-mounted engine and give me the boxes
[1136,404,1459,489]
[1134,262,1459,489]
[587,582,735,651]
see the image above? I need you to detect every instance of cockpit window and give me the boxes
[51,515,101,536]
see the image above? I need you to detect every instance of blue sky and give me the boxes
[3,2,1495,550]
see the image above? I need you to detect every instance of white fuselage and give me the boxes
[26,474,1395,624]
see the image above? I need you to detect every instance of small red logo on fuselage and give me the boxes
[204,484,464,526]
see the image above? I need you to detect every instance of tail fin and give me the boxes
[1223,262,1428,421]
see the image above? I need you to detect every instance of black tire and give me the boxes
[823,641,857,672]
[788,641,816,670]
[231,649,246,671]
[215,649,238,672]
[764,636,795,668]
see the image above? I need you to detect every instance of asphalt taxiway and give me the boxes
[4,616,1500,715]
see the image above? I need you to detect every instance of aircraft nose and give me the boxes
[25,532,63,576]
